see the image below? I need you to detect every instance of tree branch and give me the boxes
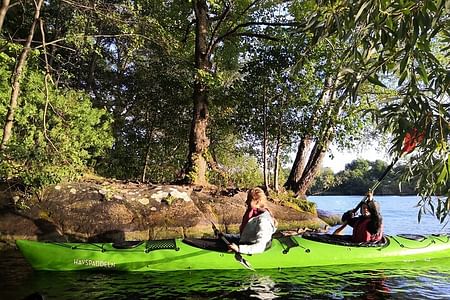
[212,21,299,50]
[207,1,231,54]
[40,18,60,154]
[234,32,280,41]
[1,0,44,151]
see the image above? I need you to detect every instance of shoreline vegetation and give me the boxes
[0,156,420,248]
[309,159,416,196]
[0,1,449,245]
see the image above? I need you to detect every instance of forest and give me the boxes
[309,159,416,195]
[0,0,449,223]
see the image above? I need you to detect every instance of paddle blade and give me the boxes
[402,128,424,154]
[210,221,220,237]
[235,253,254,271]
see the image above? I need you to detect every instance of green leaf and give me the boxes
[417,63,429,85]
[355,1,370,23]
[426,0,437,12]
[437,165,448,184]
[447,154,450,176]
[367,75,387,88]
[398,70,408,86]
[418,208,422,223]
[386,16,394,31]
[400,53,409,74]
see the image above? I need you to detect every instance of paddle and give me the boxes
[211,221,253,270]
[333,129,424,235]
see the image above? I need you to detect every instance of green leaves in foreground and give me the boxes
[0,58,114,188]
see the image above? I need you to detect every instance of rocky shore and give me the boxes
[0,180,341,248]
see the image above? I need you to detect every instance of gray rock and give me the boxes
[0,182,328,242]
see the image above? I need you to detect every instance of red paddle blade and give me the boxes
[402,128,424,154]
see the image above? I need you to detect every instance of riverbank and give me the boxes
[0,180,340,245]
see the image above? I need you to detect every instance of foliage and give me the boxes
[0,48,113,188]
[271,190,317,214]
[294,0,450,223]
[207,150,264,189]
[94,46,192,182]
[308,167,336,195]
[310,159,416,196]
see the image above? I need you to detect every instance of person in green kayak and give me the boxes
[333,191,384,243]
[226,187,277,254]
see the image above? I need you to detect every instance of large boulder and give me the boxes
[0,181,338,243]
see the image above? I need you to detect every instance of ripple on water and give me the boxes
[1,250,450,299]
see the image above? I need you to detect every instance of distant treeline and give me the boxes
[309,159,416,196]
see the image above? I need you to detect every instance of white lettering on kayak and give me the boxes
[73,258,116,269]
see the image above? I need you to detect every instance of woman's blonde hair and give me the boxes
[247,187,267,208]
[247,187,278,227]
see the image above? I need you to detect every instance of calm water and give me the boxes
[310,195,449,236]
[1,196,449,300]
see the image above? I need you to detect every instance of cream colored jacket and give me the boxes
[238,210,276,254]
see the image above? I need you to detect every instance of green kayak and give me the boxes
[16,233,450,272]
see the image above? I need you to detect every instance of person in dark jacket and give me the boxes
[333,192,383,243]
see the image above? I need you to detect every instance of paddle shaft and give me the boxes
[352,155,399,212]
[333,156,399,235]
[334,129,424,235]
[212,223,237,251]
[210,221,252,269]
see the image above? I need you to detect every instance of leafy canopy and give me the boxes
[0,44,113,187]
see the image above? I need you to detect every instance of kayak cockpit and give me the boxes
[182,237,275,253]
[182,238,229,252]
[302,233,388,247]
[112,241,144,249]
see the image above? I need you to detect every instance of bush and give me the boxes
[207,154,264,189]
[0,50,113,188]
[271,190,317,214]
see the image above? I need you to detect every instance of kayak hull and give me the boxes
[16,234,450,272]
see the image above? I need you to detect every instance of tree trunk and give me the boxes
[142,120,155,183]
[263,90,269,191]
[273,131,281,192]
[284,137,314,192]
[273,92,284,192]
[295,130,333,195]
[87,50,98,92]
[295,87,346,195]
[0,0,44,151]
[185,0,211,186]
[0,0,10,32]
[284,76,338,195]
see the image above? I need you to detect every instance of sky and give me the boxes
[322,144,390,173]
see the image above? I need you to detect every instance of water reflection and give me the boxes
[1,250,449,300]
[240,275,278,299]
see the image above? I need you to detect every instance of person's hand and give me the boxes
[366,191,374,201]
[212,225,219,237]
[341,210,354,222]
[228,243,239,253]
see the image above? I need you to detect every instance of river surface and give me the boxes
[1,196,449,300]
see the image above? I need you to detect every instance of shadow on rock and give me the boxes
[87,230,126,243]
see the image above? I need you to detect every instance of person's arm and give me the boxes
[333,209,356,235]
[238,215,274,254]
[332,223,347,235]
